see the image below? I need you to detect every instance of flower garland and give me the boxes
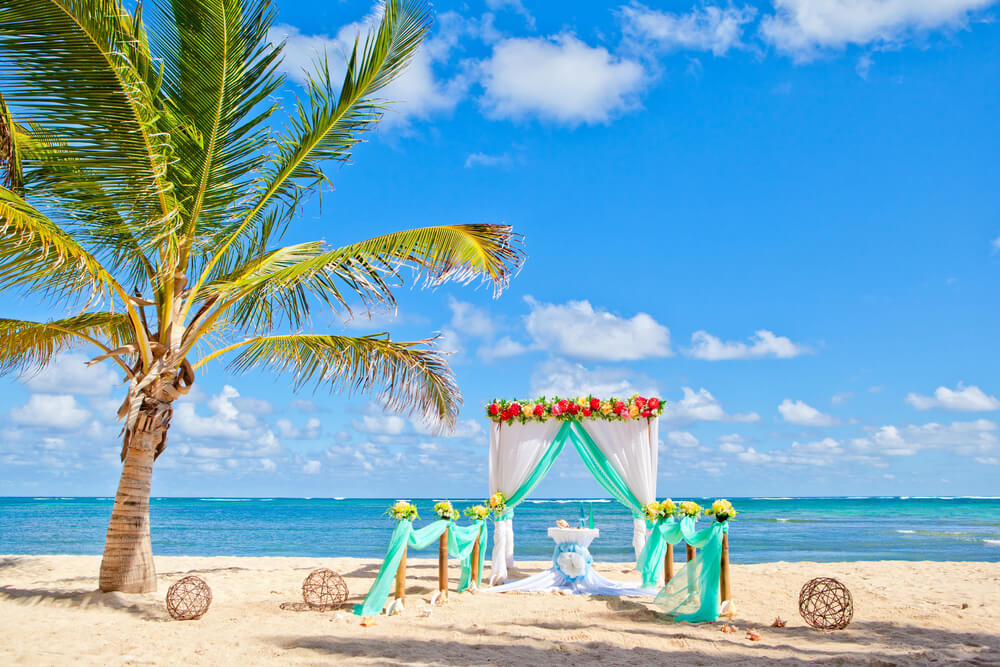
[487,491,507,517]
[464,504,490,521]
[434,500,459,521]
[642,498,677,522]
[486,394,664,424]
[705,498,737,522]
[386,500,419,521]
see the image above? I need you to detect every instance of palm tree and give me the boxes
[0,0,523,593]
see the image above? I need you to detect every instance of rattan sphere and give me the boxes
[302,568,349,610]
[799,577,853,630]
[166,576,212,620]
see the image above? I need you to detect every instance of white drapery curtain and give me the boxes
[489,420,562,584]
[487,417,659,584]
[582,418,659,559]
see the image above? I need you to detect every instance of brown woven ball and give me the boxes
[302,568,349,610]
[166,576,212,620]
[799,577,853,630]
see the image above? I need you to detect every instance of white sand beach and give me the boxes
[2,555,998,665]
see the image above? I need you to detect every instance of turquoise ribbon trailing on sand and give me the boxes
[637,519,728,623]
[353,518,487,616]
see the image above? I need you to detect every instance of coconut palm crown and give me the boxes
[0,0,524,593]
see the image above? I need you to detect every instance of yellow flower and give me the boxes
[600,402,613,415]
[660,498,676,516]
[628,404,640,418]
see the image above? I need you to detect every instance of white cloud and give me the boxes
[831,391,853,406]
[478,336,530,362]
[760,0,994,59]
[778,398,837,426]
[529,358,659,399]
[412,417,482,439]
[465,152,512,168]
[485,0,536,29]
[479,34,645,125]
[234,396,274,415]
[276,417,321,439]
[448,297,496,337]
[666,431,700,448]
[852,419,998,458]
[719,441,745,454]
[524,297,671,361]
[269,10,469,127]
[20,352,119,396]
[621,2,757,55]
[353,414,408,436]
[906,383,1000,412]
[663,387,760,423]
[686,329,810,360]
[302,460,322,474]
[11,394,91,430]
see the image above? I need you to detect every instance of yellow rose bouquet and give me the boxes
[678,500,703,518]
[705,499,737,522]
[434,500,459,521]
[385,500,419,521]
[487,491,508,517]
[464,504,490,521]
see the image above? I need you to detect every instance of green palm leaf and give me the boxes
[0,313,134,375]
[200,333,459,425]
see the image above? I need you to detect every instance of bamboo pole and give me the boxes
[395,545,407,601]
[471,533,481,587]
[719,532,731,603]
[686,543,696,592]
[664,543,674,585]
[438,527,449,598]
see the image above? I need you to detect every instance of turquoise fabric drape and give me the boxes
[500,421,578,519]
[353,518,489,616]
[637,516,686,588]
[653,521,728,623]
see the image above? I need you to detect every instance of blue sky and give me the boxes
[1,0,999,499]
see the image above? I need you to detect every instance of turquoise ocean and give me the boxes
[2,497,999,563]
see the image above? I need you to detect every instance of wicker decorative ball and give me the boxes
[302,568,349,610]
[166,576,212,620]
[799,577,853,630]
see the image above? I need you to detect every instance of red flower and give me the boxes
[589,397,601,410]
[582,408,592,417]
[641,409,652,418]
[500,409,511,421]
[647,397,660,410]
[568,403,579,415]
[634,396,647,408]
[614,401,625,414]
[488,403,499,416]
[533,404,545,417]
[557,399,569,412]
[510,403,522,416]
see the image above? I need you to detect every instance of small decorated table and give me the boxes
[485,526,654,596]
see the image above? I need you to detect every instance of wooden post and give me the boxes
[471,532,481,587]
[686,544,696,561]
[719,531,731,603]
[395,545,407,601]
[686,543,696,592]
[664,543,674,585]
[438,527,449,598]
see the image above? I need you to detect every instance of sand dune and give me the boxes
[2,555,998,665]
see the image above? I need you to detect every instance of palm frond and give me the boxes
[0,186,128,304]
[0,0,178,230]
[152,0,284,258]
[0,94,24,193]
[0,312,135,375]
[186,0,432,306]
[198,333,459,426]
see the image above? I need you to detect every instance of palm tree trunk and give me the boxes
[99,405,169,593]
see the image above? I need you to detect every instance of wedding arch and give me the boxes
[485,396,662,583]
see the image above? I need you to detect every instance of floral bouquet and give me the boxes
[464,504,490,521]
[386,500,419,521]
[487,491,507,517]
[486,394,665,424]
[705,499,737,522]
[434,500,459,521]
[678,500,703,518]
